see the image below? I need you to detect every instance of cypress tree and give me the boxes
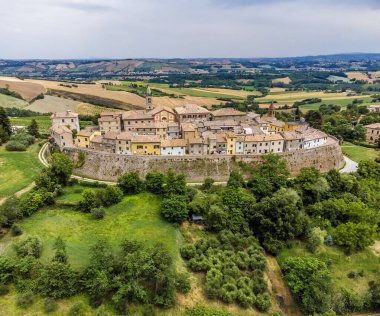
[27,119,40,137]
[0,106,12,143]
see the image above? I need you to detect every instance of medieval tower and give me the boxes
[146,86,154,111]
[267,102,276,118]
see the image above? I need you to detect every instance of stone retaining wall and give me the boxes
[64,137,345,182]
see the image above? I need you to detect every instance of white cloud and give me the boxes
[0,0,379,58]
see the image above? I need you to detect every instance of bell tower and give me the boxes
[146,86,153,111]
[268,102,276,118]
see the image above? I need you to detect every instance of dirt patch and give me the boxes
[272,77,292,85]
[370,240,380,256]
[266,256,302,316]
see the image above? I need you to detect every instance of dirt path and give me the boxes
[266,256,302,316]
[0,182,36,206]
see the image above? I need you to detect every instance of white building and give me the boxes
[303,130,328,149]
[51,126,73,148]
[161,139,187,155]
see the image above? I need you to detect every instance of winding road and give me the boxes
[339,155,359,174]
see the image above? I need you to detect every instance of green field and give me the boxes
[0,143,43,199]
[0,93,28,109]
[279,241,380,295]
[0,190,184,315]
[341,142,380,162]
[1,191,179,270]
[299,97,373,111]
[10,116,51,134]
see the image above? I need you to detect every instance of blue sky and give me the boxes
[1,0,380,59]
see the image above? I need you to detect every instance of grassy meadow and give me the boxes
[278,241,380,296]
[1,191,179,269]
[341,142,380,162]
[10,116,51,134]
[0,143,43,199]
[0,93,28,109]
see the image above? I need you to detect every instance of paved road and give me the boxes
[340,156,359,174]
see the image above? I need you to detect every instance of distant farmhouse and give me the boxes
[365,123,380,145]
[50,88,330,157]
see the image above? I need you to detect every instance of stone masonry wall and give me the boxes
[64,137,345,182]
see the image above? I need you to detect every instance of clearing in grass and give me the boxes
[341,142,380,163]
[0,143,43,199]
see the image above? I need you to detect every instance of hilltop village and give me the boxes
[50,87,331,156]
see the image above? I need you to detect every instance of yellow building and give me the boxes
[270,121,285,133]
[131,135,161,156]
[77,130,101,148]
[181,122,198,140]
[225,133,237,155]
[285,122,303,131]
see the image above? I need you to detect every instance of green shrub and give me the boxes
[13,236,42,258]
[11,223,23,236]
[0,284,9,296]
[236,287,255,308]
[255,293,272,312]
[16,291,34,308]
[5,141,27,151]
[91,207,105,220]
[175,272,191,293]
[220,283,238,304]
[43,298,58,313]
[68,302,85,316]
[180,244,196,260]
[161,195,188,224]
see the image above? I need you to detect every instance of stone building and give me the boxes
[51,110,80,131]
[365,123,380,145]
[175,104,210,123]
[51,126,73,148]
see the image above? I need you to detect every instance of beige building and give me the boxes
[149,106,176,122]
[181,122,198,140]
[365,123,380,145]
[211,108,247,122]
[76,130,101,149]
[51,126,74,148]
[175,104,210,123]
[188,138,206,155]
[99,112,122,133]
[51,111,80,131]
[244,134,284,154]
[131,135,161,156]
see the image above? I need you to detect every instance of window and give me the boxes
[154,145,160,149]
[137,145,143,149]
[62,119,64,123]
[71,119,74,122]
[78,139,81,142]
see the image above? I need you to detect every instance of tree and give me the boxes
[164,170,187,196]
[282,257,333,314]
[145,172,165,194]
[161,195,188,224]
[77,189,99,213]
[96,186,123,207]
[368,280,380,310]
[249,154,289,199]
[27,119,39,138]
[38,262,78,298]
[227,170,245,189]
[50,153,73,185]
[0,197,21,227]
[305,110,323,130]
[357,160,380,181]
[333,222,376,253]
[0,106,11,143]
[248,188,306,253]
[201,178,215,191]
[117,171,144,194]
[52,237,68,264]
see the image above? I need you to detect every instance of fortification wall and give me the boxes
[64,137,345,182]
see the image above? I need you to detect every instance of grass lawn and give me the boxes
[10,116,51,134]
[0,143,43,199]
[341,141,380,162]
[2,192,179,270]
[278,241,380,295]
[0,93,28,109]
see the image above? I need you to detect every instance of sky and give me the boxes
[1,0,380,59]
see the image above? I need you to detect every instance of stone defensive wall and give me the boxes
[64,137,345,183]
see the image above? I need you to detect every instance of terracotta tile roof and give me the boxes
[52,125,72,135]
[103,131,119,140]
[161,139,187,147]
[188,137,204,144]
[366,123,380,129]
[131,135,161,143]
[122,110,153,120]
[51,111,78,119]
[90,135,103,143]
[148,106,175,115]
[100,111,122,117]
[117,132,134,140]
[99,117,120,123]
[175,104,210,115]
[77,130,92,137]
[245,134,284,142]
[211,108,246,117]
[181,122,197,132]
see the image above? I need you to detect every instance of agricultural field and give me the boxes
[10,116,51,134]
[0,143,43,200]
[0,93,28,109]
[278,241,380,296]
[271,77,291,85]
[327,75,351,83]
[341,142,380,163]
[0,78,46,102]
